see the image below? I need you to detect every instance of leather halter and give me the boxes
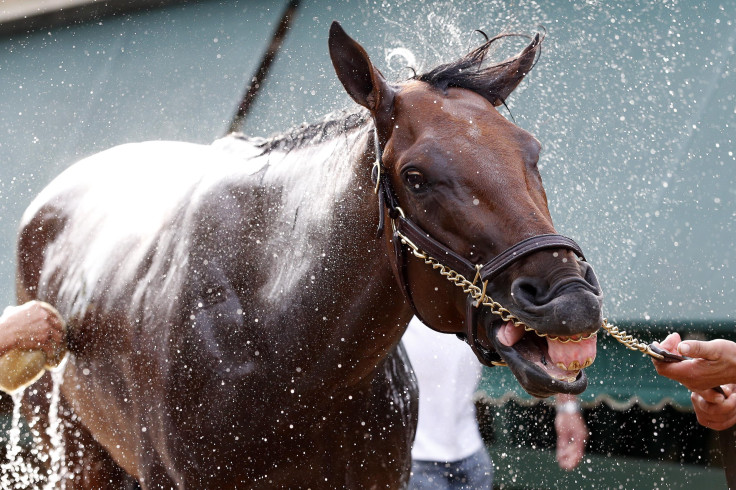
[370,128,587,366]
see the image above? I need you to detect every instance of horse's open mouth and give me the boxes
[487,318,597,398]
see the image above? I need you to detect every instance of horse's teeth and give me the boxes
[556,359,589,371]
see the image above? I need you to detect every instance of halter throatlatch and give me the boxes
[370,128,589,366]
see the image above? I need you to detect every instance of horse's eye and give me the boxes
[403,169,428,191]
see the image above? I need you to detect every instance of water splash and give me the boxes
[43,355,69,490]
[378,0,546,79]
[0,355,69,489]
[1,390,44,489]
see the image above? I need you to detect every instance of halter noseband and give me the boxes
[371,128,587,366]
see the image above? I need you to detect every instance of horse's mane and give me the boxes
[414,32,542,107]
[229,108,370,155]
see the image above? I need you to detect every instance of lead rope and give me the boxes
[600,319,668,360]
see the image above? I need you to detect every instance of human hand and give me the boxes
[690,384,736,431]
[0,301,65,360]
[652,333,736,391]
[555,396,588,470]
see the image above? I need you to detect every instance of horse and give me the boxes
[14,22,603,489]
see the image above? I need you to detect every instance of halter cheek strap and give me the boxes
[370,127,588,366]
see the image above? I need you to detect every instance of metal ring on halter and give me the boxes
[475,280,488,308]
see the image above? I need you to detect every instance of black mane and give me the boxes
[228,108,370,155]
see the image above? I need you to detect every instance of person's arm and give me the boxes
[0,301,65,359]
[652,333,736,391]
[554,394,587,470]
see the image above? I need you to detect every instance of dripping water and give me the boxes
[0,355,68,489]
[1,390,43,489]
[43,355,69,490]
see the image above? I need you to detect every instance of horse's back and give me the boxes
[21,140,260,243]
[18,141,259,305]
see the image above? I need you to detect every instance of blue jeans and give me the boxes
[409,449,493,490]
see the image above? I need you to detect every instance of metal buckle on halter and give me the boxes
[390,207,406,233]
[372,160,381,195]
[372,127,383,195]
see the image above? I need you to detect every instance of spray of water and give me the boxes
[1,356,68,489]
[43,356,68,490]
[378,0,546,79]
[1,391,43,489]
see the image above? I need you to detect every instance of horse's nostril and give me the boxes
[511,267,604,334]
[519,283,538,300]
[512,278,546,306]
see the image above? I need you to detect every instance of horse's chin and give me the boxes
[487,318,595,398]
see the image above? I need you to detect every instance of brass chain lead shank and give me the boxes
[396,227,663,360]
[600,319,665,360]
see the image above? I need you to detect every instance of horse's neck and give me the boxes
[238,123,412,384]
[254,129,373,299]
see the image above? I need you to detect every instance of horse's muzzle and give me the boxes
[509,261,603,337]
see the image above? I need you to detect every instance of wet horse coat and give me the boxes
[19,117,417,487]
[16,23,602,488]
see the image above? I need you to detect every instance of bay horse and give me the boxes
[15,22,602,489]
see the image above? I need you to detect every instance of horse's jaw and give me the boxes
[488,319,595,398]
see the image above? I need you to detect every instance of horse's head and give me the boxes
[329,22,603,398]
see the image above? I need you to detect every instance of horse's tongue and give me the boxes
[497,320,525,347]
[547,336,597,370]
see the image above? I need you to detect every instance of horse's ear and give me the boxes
[329,21,391,113]
[488,33,542,107]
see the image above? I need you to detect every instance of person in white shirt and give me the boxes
[403,317,587,489]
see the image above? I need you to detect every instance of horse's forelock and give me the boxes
[414,32,542,106]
